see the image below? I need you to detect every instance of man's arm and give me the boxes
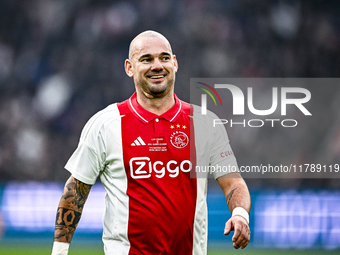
[52,175,92,254]
[217,172,251,249]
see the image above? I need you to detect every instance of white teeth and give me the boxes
[150,75,164,79]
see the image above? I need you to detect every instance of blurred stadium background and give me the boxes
[0,0,340,254]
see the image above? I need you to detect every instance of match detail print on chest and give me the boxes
[148,118,167,152]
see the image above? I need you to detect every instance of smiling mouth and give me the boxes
[148,75,166,79]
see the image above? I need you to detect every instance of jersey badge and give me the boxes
[170,131,189,149]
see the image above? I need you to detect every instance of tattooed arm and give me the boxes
[217,172,251,249]
[54,175,92,244]
[217,172,251,213]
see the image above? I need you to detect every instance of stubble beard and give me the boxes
[138,77,175,98]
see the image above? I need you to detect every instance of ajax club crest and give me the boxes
[170,131,189,149]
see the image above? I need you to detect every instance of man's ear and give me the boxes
[173,55,178,73]
[125,59,134,77]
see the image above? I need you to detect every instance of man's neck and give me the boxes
[136,91,175,115]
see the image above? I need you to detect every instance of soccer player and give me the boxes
[51,30,251,255]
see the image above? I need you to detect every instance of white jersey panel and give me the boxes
[65,104,130,254]
[100,114,130,253]
[192,105,239,254]
[192,177,208,255]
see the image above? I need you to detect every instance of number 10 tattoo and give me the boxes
[54,176,92,243]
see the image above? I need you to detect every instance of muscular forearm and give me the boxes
[218,172,251,249]
[217,172,251,214]
[54,175,92,243]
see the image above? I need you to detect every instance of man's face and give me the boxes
[125,36,178,98]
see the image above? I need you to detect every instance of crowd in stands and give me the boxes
[0,0,339,189]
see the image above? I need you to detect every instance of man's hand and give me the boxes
[224,215,250,249]
[217,173,251,249]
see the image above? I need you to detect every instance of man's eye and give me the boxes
[141,59,151,62]
[162,56,170,60]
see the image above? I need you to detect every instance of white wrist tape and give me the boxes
[232,207,249,224]
[51,242,70,255]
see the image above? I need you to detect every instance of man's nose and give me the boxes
[151,58,163,71]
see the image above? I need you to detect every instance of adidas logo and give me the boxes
[131,136,146,146]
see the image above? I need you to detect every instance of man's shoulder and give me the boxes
[190,104,220,120]
[92,103,121,123]
[81,102,124,138]
[176,99,221,126]
[179,99,191,116]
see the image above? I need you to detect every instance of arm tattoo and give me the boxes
[54,176,92,243]
[226,188,237,206]
[75,179,92,210]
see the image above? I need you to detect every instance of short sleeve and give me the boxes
[209,118,240,179]
[192,105,240,179]
[65,112,106,185]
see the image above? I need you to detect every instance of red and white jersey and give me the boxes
[65,93,239,255]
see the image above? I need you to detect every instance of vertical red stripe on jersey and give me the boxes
[189,104,197,180]
[118,100,197,255]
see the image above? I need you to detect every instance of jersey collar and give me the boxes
[128,92,182,124]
